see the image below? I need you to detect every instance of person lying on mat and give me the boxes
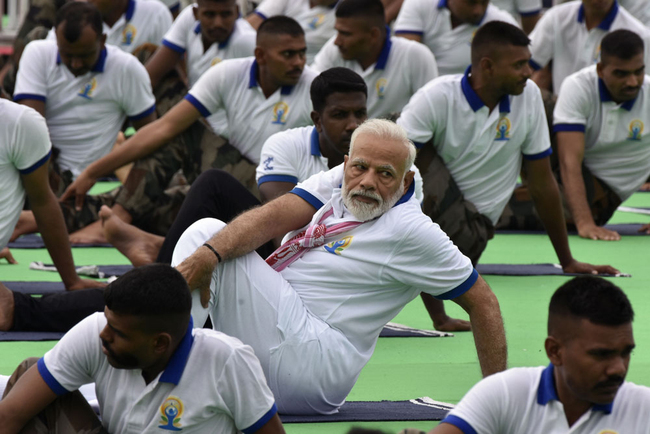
[0,98,103,331]
[0,264,285,434]
[426,275,649,434]
[172,119,507,415]
[396,21,618,275]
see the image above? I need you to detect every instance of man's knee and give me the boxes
[171,218,227,266]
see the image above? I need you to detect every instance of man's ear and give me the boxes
[403,170,415,192]
[153,333,172,355]
[311,110,323,133]
[545,336,563,366]
[479,57,494,75]
[596,62,604,79]
[254,46,265,65]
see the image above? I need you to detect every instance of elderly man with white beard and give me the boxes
[172,119,506,416]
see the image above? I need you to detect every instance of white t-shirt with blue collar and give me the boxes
[490,0,542,20]
[529,0,650,94]
[442,364,650,433]
[14,41,156,177]
[397,68,551,224]
[38,313,277,434]
[394,0,518,76]
[312,29,438,118]
[554,65,650,202]
[103,0,173,53]
[157,0,181,15]
[185,57,317,164]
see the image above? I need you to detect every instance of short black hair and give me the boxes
[548,276,634,334]
[471,20,530,64]
[310,67,367,113]
[336,0,385,26]
[601,29,645,62]
[256,15,304,44]
[55,2,103,43]
[104,264,192,337]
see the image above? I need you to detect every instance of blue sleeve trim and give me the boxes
[436,268,479,300]
[169,2,180,13]
[394,30,424,36]
[255,11,267,20]
[529,59,542,71]
[523,148,553,161]
[258,174,299,187]
[519,9,541,16]
[13,93,46,103]
[289,188,324,210]
[37,358,69,396]
[128,104,156,121]
[413,141,425,149]
[19,150,51,175]
[184,94,212,117]
[440,415,479,434]
[162,39,186,54]
[553,123,586,133]
[242,403,277,433]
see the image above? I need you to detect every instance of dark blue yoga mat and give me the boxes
[280,398,453,423]
[0,331,64,341]
[496,223,647,236]
[8,234,112,249]
[4,281,66,294]
[476,263,630,277]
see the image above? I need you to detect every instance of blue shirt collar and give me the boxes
[394,181,415,207]
[577,1,618,30]
[460,66,510,113]
[194,22,234,49]
[125,0,136,21]
[159,317,195,385]
[56,47,108,73]
[598,77,637,110]
[537,364,614,414]
[249,60,295,95]
[438,0,486,24]
[310,127,322,156]
[375,26,393,70]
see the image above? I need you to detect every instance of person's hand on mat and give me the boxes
[0,247,17,264]
[639,223,650,234]
[60,171,97,211]
[577,224,621,241]
[66,278,106,291]
[562,259,619,276]
[176,247,218,308]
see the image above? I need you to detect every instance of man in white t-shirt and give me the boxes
[172,119,507,415]
[0,264,284,434]
[429,275,646,434]
[394,0,518,76]
[247,0,338,63]
[312,0,438,119]
[397,21,617,275]
[490,0,542,34]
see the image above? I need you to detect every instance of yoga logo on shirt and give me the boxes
[628,119,644,141]
[122,24,137,46]
[495,117,511,141]
[272,102,289,125]
[309,14,326,29]
[78,78,97,100]
[597,431,618,434]
[593,44,601,63]
[159,396,184,431]
[324,236,353,255]
[263,156,274,170]
[211,57,223,66]
[376,78,388,99]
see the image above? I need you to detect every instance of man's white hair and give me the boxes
[348,119,417,171]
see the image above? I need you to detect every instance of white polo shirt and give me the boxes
[256,126,424,201]
[312,30,438,118]
[39,313,278,434]
[394,0,518,76]
[102,0,173,53]
[619,0,650,26]
[553,65,650,202]
[162,5,256,87]
[490,0,542,19]
[529,0,650,93]
[397,69,551,224]
[442,364,650,434]
[0,100,51,249]
[185,57,317,163]
[254,0,337,63]
[157,0,181,15]
[14,41,156,177]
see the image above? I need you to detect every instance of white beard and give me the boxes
[341,179,405,222]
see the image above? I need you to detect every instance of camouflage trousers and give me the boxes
[496,164,622,231]
[418,145,495,265]
[3,358,108,434]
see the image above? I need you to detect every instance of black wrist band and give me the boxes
[202,243,222,263]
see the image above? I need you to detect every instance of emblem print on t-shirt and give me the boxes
[263,156,274,170]
[324,236,353,255]
[376,78,387,99]
[78,78,97,100]
[122,24,137,46]
[271,102,289,125]
[211,57,222,66]
[309,14,326,29]
[495,117,511,141]
[627,119,644,141]
[159,396,184,431]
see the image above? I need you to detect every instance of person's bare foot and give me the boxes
[433,315,472,332]
[100,205,163,267]
[10,210,38,242]
[0,283,15,331]
[69,220,107,244]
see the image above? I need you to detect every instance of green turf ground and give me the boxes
[1,190,648,433]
